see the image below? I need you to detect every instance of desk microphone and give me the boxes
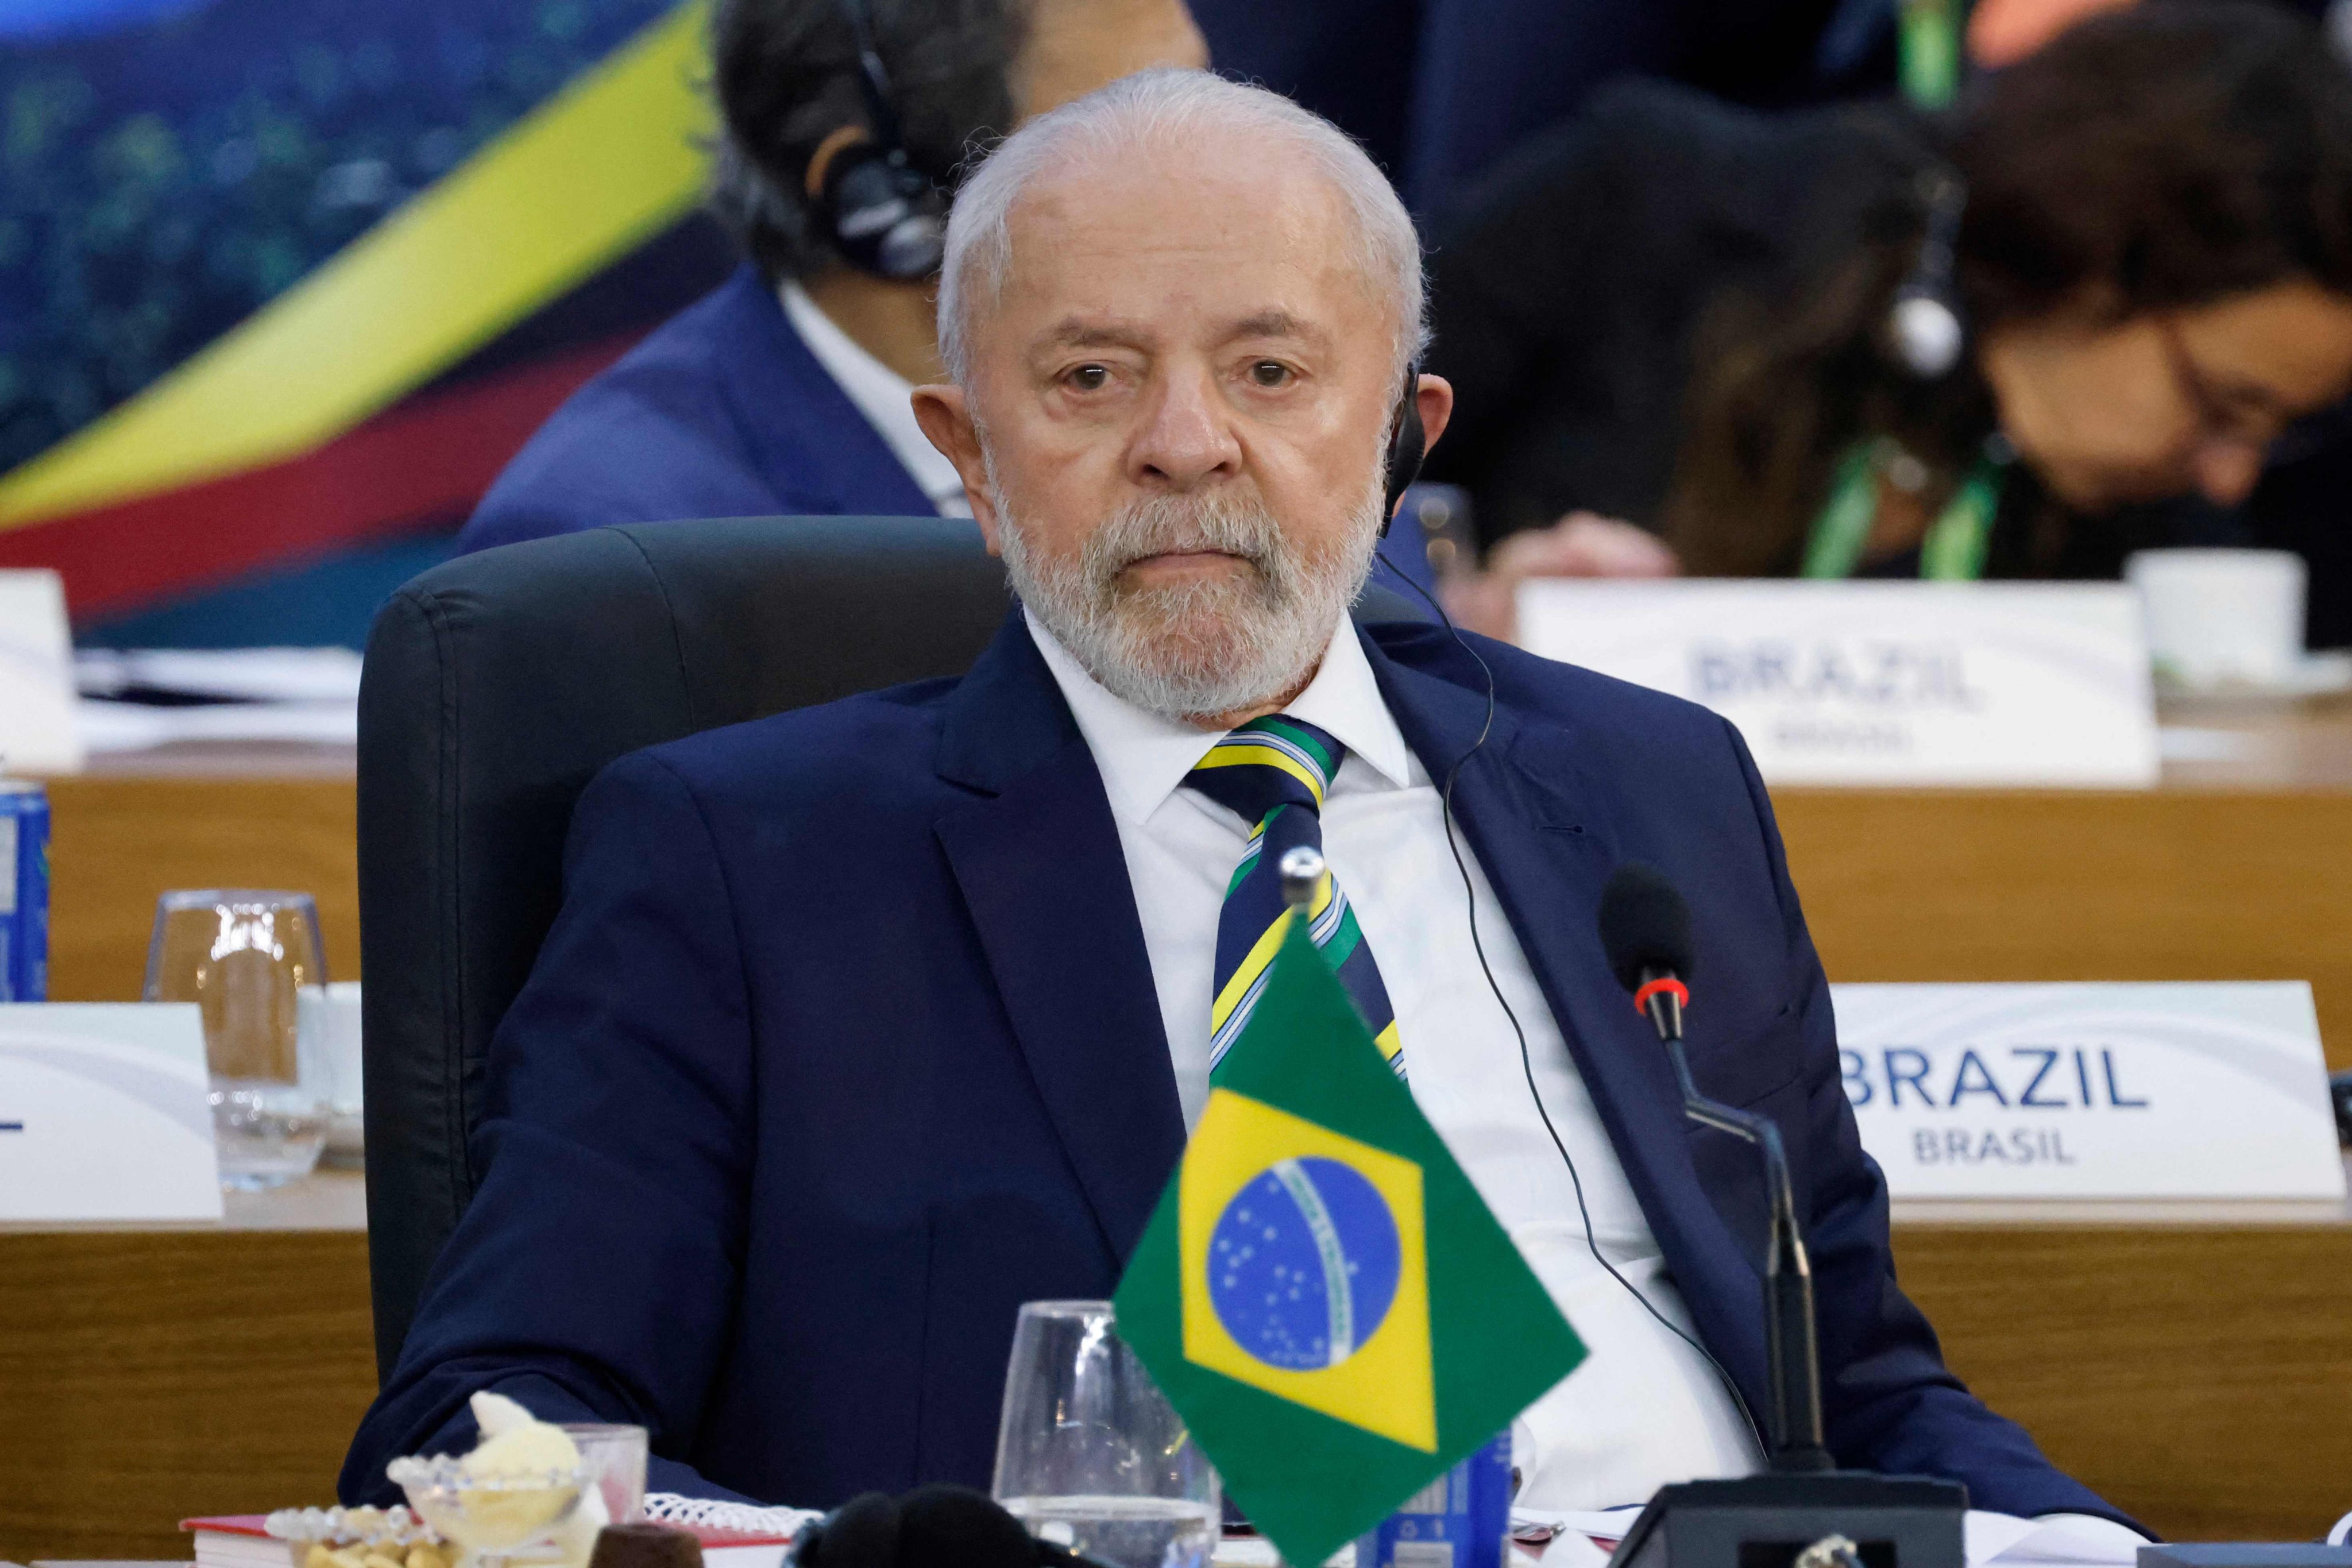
[1598,863,1830,1474]
[1594,863,1964,1568]
[788,1485,1111,1568]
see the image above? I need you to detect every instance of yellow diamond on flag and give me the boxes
[1177,1087,1435,1453]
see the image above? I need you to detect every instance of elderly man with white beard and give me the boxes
[342,70,2135,1534]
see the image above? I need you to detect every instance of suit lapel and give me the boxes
[709,265,939,518]
[932,615,1187,1263]
[1365,629,1772,1412]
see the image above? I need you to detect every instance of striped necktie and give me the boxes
[1184,714,1404,1080]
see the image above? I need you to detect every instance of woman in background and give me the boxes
[1428,3,2352,643]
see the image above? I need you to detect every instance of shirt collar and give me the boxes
[778,281,973,518]
[1025,608,1419,828]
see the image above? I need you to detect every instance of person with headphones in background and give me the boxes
[455,0,1207,554]
[1427,2,2352,647]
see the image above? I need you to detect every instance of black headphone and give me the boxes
[1887,167,1967,378]
[1379,362,1427,534]
[815,0,949,281]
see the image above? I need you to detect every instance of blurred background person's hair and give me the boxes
[1428,1,2352,646]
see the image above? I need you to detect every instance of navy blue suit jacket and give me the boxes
[342,613,2123,1523]
[458,267,936,554]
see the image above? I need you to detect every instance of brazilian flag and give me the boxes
[1113,907,1588,1567]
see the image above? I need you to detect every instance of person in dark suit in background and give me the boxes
[457,0,1206,553]
[1425,4,2352,647]
[1187,0,1889,217]
[347,69,2141,1540]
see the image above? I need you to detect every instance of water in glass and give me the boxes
[1001,1496,1219,1568]
[144,890,331,1189]
[991,1300,1221,1568]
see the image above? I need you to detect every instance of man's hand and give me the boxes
[1442,512,1682,641]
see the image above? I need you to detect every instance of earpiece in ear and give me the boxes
[1381,364,1427,536]
[1885,168,1967,379]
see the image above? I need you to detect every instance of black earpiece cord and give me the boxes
[1374,556,1769,1462]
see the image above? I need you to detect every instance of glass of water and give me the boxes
[992,1300,1221,1568]
[144,889,331,1189]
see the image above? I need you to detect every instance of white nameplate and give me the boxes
[1833,982,2345,1200]
[1517,581,2159,787]
[0,1003,223,1221]
[0,569,84,774]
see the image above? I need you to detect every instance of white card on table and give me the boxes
[0,1002,223,1221]
[0,569,84,775]
[1516,580,2158,787]
[1833,982,2345,1200]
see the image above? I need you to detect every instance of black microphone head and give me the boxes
[1597,862,1694,993]
[792,1485,1091,1568]
[895,1486,1046,1567]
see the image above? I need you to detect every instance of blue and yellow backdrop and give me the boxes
[0,0,731,645]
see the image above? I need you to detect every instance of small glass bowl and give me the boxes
[265,1505,446,1568]
[386,1454,590,1558]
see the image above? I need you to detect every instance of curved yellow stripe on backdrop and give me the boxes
[0,1,713,531]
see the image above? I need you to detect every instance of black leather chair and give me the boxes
[356,513,1430,1380]
[356,516,1011,1378]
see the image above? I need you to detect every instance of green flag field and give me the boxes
[1114,912,1587,1566]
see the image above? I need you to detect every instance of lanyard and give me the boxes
[1801,438,2005,582]
[1898,0,1963,109]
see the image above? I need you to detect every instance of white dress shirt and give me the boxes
[778,283,972,518]
[1024,610,1762,1509]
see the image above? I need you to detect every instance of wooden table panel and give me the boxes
[1893,1220,2352,1541]
[5,1202,2348,1555]
[0,1226,376,1562]
[1774,789,2352,1070]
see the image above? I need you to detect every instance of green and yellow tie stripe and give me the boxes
[1184,715,1404,1079]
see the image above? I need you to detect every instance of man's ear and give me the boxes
[911,383,1005,554]
[1413,372,1455,455]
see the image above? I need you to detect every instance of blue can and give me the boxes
[0,778,50,1003]
[1356,1431,1512,1568]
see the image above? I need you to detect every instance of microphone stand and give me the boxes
[1662,1032,1832,1473]
[1608,971,1965,1568]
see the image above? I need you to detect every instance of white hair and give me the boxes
[937,68,1427,387]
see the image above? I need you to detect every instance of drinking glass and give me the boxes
[992,1300,1221,1568]
[560,1423,648,1524]
[144,889,331,1189]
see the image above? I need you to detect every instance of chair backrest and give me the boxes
[356,516,1009,1377]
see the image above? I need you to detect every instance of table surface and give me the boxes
[51,690,2352,788]
[0,1167,369,1235]
[12,706,2352,1558]
[18,1162,2352,1235]
[43,709,2352,1060]
[5,1161,2350,1559]
[2146,690,2352,790]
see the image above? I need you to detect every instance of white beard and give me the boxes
[992,472,1384,724]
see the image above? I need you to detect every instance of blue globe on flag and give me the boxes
[1207,1155,1402,1370]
